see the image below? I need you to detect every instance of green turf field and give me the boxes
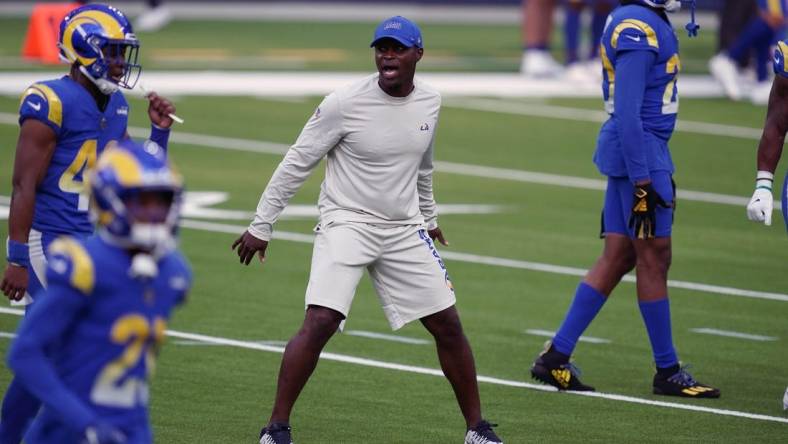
[0,15,787,444]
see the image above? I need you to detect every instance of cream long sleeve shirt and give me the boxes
[248,74,441,241]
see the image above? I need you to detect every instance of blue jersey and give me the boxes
[7,236,191,443]
[18,76,129,236]
[595,5,680,179]
[759,0,787,18]
[774,39,788,77]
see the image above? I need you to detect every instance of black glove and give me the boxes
[629,182,671,239]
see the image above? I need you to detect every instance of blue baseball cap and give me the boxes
[370,16,423,49]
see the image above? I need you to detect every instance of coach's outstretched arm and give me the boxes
[233,93,343,265]
[747,75,788,225]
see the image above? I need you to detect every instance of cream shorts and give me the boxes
[304,221,456,330]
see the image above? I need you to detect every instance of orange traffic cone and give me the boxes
[21,2,80,64]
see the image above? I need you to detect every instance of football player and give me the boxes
[1,4,176,442]
[710,0,788,102]
[7,140,191,444]
[530,0,720,398]
[746,39,788,231]
[564,0,617,68]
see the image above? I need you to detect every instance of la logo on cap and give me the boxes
[384,21,402,30]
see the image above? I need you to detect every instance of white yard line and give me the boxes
[434,161,763,208]
[0,306,783,425]
[446,97,766,141]
[524,328,611,344]
[690,328,778,342]
[0,72,724,98]
[180,219,788,303]
[0,112,766,210]
[173,339,288,347]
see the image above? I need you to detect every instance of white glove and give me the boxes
[747,187,773,225]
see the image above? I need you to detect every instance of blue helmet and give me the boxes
[634,0,681,10]
[633,0,699,36]
[58,4,141,94]
[89,140,183,254]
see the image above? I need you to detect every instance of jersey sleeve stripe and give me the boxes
[600,44,615,105]
[49,238,95,294]
[778,41,788,75]
[766,0,785,18]
[611,19,659,49]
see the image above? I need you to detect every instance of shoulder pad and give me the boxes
[47,237,95,294]
[774,41,788,78]
[611,19,659,52]
[19,83,63,130]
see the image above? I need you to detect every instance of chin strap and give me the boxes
[78,65,118,95]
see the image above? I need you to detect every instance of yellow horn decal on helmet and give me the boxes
[61,10,129,67]
[77,10,127,40]
[97,149,143,187]
[62,16,101,66]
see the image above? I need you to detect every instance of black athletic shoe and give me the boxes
[465,420,503,444]
[653,365,720,398]
[259,422,293,444]
[530,342,595,391]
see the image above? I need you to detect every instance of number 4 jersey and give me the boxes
[19,76,129,236]
[595,4,680,178]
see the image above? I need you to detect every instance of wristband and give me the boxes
[6,238,29,268]
[755,171,774,191]
[149,124,170,152]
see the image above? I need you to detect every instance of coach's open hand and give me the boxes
[428,227,449,246]
[232,231,269,265]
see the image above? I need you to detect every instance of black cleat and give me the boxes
[530,342,595,391]
[653,365,720,398]
[259,422,293,444]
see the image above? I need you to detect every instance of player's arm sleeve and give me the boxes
[7,244,97,432]
[613,49,656,184]
[773,41,788,79]
[418,118,439,230]
[18,84,64,137]
[248,93,344,241]
[173,254,193,306]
